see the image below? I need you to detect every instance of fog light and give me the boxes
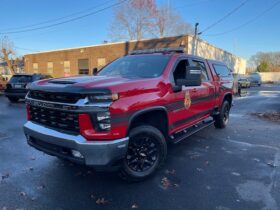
[99,123,111,130]
[71,150,84,158]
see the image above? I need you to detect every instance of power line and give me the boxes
[0,0,128,35]
[200,0,250,34]
[0,0,114,32]
[203,0,280,37]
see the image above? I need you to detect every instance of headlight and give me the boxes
[97,112,110,121]
[96,112,111,131]
[87,93,119,103]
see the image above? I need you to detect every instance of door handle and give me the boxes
[191,88,197,92]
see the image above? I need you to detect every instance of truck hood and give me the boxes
[31,75,162,95]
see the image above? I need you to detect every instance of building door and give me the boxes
[78,59,89,75]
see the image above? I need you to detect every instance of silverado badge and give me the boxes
[184,91,191,109]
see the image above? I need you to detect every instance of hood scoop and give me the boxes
[48,80,77,85]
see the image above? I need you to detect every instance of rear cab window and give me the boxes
[9,75,33,83]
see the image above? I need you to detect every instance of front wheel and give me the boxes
[214,100,230,129]
[119,125,167,182]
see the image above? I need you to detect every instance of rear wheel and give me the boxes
[214,100,230,129]
[8,97,19,103]
[120,125,167,182]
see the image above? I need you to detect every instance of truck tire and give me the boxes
[8,97,19,103]
[214,100,230,129]
[120,125,167,182]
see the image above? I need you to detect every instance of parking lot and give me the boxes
[0,85,280,210]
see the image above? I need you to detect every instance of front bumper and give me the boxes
[23,121,129,168]
[5,89,27,98]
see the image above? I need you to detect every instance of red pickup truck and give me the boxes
[24,48,234,181]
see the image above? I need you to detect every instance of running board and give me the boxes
[170,119,214,144]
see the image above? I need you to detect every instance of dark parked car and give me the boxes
[4,74,52,102]
[249,72,262,86]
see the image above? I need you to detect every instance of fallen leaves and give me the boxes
[90,195,109,205]
[231,172,241,176]
[267,162,278,168]
[165,169,175,175]
[19,192,26,197]
[131,204,139,209]
[0,173,9,182]
[37,184,46,190]
[252,112,280,123]
[160,177,179,189]
[95,197,109,205]
[196,168,203,172]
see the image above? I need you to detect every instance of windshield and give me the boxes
[98,55,171,78]
[9,75,33,83]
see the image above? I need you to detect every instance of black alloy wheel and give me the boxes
[120,125,167,182]
[126,136,159,172]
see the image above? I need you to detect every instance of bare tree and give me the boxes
[249,51,280,72]
[109,0,157,41]
[0,36,16,75]
[109,0,193,41]
[152,5,193,38]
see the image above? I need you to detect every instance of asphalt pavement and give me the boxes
[0,85,280,210]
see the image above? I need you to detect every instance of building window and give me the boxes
[64,61,70,76]
[33,63,38,73]
[97,58,106,68]
[78,59,89,75]
[47,62,53,74]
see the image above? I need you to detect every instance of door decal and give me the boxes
[184,91,192,109]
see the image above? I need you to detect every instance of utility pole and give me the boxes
[192,23,200,55]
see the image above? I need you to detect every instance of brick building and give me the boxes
[24,35,246,77]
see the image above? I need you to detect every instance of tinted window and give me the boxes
[98,55,171,78]
[173,60,189,84]
[213,64,230,77]
[192,60,209,81]
[9,75,32,83]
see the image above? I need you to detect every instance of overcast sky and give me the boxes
[0,0,279,60]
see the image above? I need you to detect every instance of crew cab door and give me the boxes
[190,58,216,112]
[168,58,204,133]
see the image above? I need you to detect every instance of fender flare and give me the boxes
[126,106,169,136]
[222,93,233,107]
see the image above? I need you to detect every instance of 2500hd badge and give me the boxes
[24,48,234,182]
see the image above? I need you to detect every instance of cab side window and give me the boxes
[192,60,209,82]
[173,59,189,86]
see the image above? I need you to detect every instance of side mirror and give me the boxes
[93,68,98,76]
[185,66,202,86]
[174,66,202,90]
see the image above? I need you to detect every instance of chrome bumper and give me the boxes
[23,121,129,167]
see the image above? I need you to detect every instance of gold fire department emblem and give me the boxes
[184,91,191,109]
